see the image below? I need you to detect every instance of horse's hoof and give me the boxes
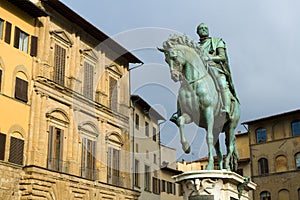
[206,164,214,170]
[182,141,191,154]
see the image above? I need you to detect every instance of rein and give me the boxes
[188,74,208,85]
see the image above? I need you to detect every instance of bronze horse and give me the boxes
[159,35,240,171]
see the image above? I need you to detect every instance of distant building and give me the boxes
[243,109,300,200]
[131,95,182,200]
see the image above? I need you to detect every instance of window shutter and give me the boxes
[83,62,94,99]
[92,140,96,178]
[81,138,87,177]
[107,147,112,183]
[54,44,66,85]
[15,77,28,103]
[8,137,24,165]
[109,77,118,110]
[30,36,38,57]
[47,126,54,169]
[59,129,64,171]
[0,69,2,91]
[0,133,6,161]
[14,27,20,48]
[4,21,11,44]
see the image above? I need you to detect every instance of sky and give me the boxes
[61,0,300,161]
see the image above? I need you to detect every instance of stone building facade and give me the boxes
[1,0,143,199]
[243,109,300,200]
[0,0,47,199]
[130,95,183,200]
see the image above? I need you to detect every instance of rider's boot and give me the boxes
[170,112,179,126]
[220,88,231,116]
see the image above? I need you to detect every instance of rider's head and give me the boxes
[197,23,209,38]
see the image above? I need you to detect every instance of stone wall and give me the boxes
[0,161,23,200]
[19,166,140,200]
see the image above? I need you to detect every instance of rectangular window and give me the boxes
[81,138,96,180]
[167,182,172,194]
[161,180,166,192]
[14,27,29,53]
[0,19,4,40]
[145,122,149,136]
[83,61,94,99]
[135,114,139,129]
[47,126,64,171]
[15,77,28,103]
[0,133,6,161]
[8,137,24,165]
[107,147,120,186]
[153,153,157,164]
[153,127,157,141]
[134,159,139,187]
[4,21,11,44]
[256,128,267,143]
[54,44,66,85]
[109,76,118,110]
[144,165,151,191]
[292,121,300,137]
[152,177,160,194]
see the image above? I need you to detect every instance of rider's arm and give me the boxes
[209,47,226,63]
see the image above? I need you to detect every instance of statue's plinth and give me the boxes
[173,170,256,200]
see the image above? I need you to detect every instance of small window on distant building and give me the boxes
[295,152,300,169]
[256,128,267,143]
[292,121,300,137]
[144,165,151,191]
[135,114,139,129]
[145,122,149,136]
[154,153,157,164]
[258,158,269,175]
[134,159,140,187]
[153,127,157,141]
[260,191,271,200]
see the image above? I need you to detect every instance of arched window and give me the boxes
[256,128,267,143]
[275,155,288,172]
[14,72,28,103]
[278,189,289,200]
[79,122,99,180]
[8,132,24,165]
[258,158,269,175]
[295,152,300,169]
[260,191,271,200]
[292,121,300,137]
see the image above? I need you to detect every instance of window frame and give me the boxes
[0,18,4,40]
[0,133,6,161]
[81,137,96,180]
[145,121,149,137]
[83,61,94,99]
[256,128,267,143]
[153,127,157,141]
[258,158,269,175]
[144,164,151,191]
[260,191,271,200]
[292,121,300,137]
[8,135,24,165]
[134,159,140,187]
[135,114,139,130]
[14,76,28,103]
[47,125,64,172]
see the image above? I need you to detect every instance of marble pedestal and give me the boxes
[173,170,256,200]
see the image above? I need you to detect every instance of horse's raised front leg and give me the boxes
[177,113,192,154]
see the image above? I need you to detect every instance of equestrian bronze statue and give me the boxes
[158,31,240,171]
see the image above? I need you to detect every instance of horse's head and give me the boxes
[158,47,185,82]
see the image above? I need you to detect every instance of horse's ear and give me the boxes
[157,47,165,53]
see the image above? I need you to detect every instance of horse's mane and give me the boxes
[162,34,206,58]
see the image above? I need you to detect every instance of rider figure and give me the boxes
[197,23,238,115]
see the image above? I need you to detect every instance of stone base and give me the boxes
[173,170,256,200]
